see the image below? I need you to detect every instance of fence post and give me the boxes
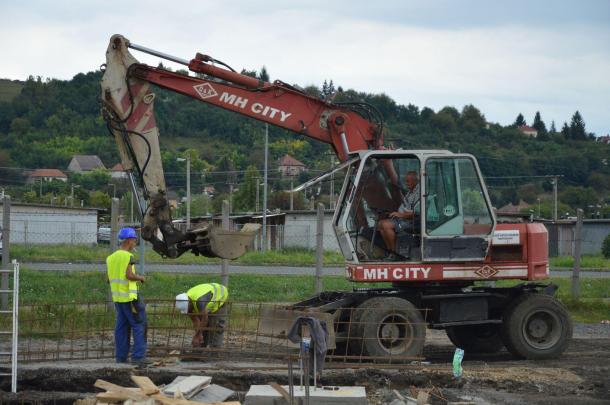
[107,198,120,309]
[2,196,10,310]
[571,208,583,299]
[221,200,230,287]
[315,203,324,294]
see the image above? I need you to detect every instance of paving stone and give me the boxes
[190,384,235,403]
[245,385,366,405]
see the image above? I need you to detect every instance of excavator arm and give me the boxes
[101,34,383,259]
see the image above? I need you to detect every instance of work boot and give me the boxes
[131,358,153,368]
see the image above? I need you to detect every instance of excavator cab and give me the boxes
[333,150,496,263]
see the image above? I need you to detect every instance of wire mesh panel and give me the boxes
[4,300,434,365]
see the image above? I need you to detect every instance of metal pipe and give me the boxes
[11,259,19,393]
[128,42,190,66]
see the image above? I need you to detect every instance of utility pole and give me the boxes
[255,178,260,212]
[571,208,583,299]
[329,155,334,209]
[229,183,233,214]
[289,178,294,211]
[186,154,191,229]
[552,176,558,221]
[177,155,191,229]
[262,123,269,251]
[1,196,11,310]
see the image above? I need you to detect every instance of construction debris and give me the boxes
[163,376,212,399]
[93,376,239,405]
[245,384,366,405]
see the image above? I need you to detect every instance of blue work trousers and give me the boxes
[114,298,147,362]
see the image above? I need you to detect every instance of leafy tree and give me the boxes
[549,120,557,134]
[89,190,111,210]
[602,234,610,258]
[321,80,336,98]
[460,105,486,132]
[561,122,570,139]
[569,111,586,140]
[233,165,260,212]
[532,111,547,135]
[513,113,526,127]
[258,66,270,82]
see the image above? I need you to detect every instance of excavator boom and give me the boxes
[101,34,381,258]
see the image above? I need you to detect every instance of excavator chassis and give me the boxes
[260,283,572,361]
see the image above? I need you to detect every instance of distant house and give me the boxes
[67,155,106,173]
[110,163,128,179]
[27,169,68,183]
[166,190,179,209]
[278,154,306,177]
[517,125,538,137]
[596,135,610,144]
[497,200,531,215]
[203,185,216,197]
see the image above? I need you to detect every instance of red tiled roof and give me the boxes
[279,154,305,167]
[28,169,67,178]
[518,125,537,132]
[111,163,124,171]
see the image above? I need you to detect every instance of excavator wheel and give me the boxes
[445,324,504,354]
[348,297,426,359]
[501,293,572,360]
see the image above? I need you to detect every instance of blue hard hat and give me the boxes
[118,227,137,240]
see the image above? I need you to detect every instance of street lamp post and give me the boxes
[71,184,80,207]
[108,183,116,199]
[177,155,191,229]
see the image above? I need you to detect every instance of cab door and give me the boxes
[422,155,495,261]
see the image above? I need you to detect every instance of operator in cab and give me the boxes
[175,283,229,348]
[106,227,149,367]
[377,170,420,260]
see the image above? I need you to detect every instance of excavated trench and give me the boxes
[1,338,609,404]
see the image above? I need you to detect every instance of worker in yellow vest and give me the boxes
[175,283,228,348]
[106,227,148,367]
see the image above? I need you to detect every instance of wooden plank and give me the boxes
[131,375,160,395]
[96,390,149,402]
[94,379,127,392]
[151,394,240,405]
[268,382,291,403]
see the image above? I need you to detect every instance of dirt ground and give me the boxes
[1,327,609,404]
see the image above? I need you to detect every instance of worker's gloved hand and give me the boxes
[139,276,146,284]
[192,334,202,347]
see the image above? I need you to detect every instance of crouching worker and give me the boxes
[106,227,148,367]
[175,283,229,348]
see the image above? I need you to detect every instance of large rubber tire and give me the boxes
[501,293,572,360]
[354,297,426,358]
[445,324,505,354]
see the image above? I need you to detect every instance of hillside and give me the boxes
[0,71,608,216]
[0,78,24,102]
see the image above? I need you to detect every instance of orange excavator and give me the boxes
[101,35,572,360]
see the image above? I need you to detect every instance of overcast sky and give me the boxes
[1,0,608,135]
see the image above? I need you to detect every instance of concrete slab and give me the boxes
[245,385,367,405]
[162,375,211,398]
[190,384,235,403]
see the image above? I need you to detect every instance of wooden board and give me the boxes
[131,375,160,395]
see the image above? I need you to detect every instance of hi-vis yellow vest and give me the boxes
[106,250,138,303]
[187,283,228,314]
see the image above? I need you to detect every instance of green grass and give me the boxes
[549,255,610,269]
[0,79,23,102]
[11,244,345,266]
[16,268,610,322]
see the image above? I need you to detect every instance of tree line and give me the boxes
[0,69,608,216]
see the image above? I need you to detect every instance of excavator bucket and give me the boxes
[190,223,262,260]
